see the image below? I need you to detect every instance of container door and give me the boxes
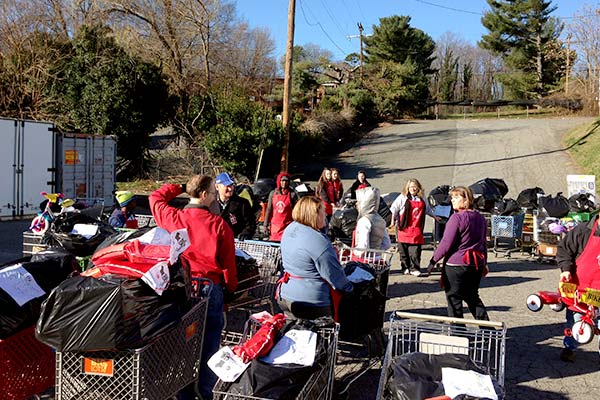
[57,133,89,201]
[0,119,54,218]
[20,121,55,217]
[87,135,116,206]
[0,118,18,218]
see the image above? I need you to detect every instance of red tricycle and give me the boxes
[527,281,600,344]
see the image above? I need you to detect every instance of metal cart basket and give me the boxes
[230,240,282,314]
[214,318,339,400]
[376,311,507,400]
[334,241,394,296]
[491,213,525,257]
[55,281,211,400]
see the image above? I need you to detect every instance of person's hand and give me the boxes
[434,215,442,222]
[560,271,572,282]
[237,234,248,241]
[482,265,489,277]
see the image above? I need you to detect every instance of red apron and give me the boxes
[269,192,292,241]
[125,213,139,229]
[575,219,600,292]
[396,198,424,244]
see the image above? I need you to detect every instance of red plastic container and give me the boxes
[0,326,55,400]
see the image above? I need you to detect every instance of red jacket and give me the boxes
[149,184,237,293]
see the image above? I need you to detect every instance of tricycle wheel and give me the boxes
[549,302,566,312]
[526,294,543,312]
[572,321,594,344]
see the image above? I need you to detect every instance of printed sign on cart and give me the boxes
[567,175,596,203]
[0,264,45,306]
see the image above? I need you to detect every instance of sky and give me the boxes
[235,0,598,61]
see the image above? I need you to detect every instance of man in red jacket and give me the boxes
[150,175,237,400]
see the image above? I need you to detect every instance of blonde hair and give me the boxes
[450,186,475,210]
[402,178,424,198]
[292,196,323,230]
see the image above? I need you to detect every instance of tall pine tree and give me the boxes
[479,0,566,99]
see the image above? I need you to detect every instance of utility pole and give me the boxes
[357,22,364,80]
[280,0,296,172]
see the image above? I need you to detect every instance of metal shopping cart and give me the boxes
[491,213,525,258]
[214,318,340,400]
[54,279,211,400]
[376,311,507,400]
[1,326,55,400]
[230,240,282,315]
[532,210,562,263]
[333,242,395,396]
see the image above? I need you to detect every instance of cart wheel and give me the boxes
[526,294,543,312]
[549,302,566,312]
[572,321,594,344]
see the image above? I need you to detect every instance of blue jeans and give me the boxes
[178,283,224,400]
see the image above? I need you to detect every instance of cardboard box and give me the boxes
[538,242,557,257]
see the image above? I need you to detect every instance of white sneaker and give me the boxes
[403,269,410,275]
[410,270,422,277]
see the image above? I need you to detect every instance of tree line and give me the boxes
[0,0,596,180]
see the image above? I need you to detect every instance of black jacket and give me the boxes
[557,215,599,273]
[219,193,256,239]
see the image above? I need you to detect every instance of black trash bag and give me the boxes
[516,187,545,210]
[227,250,260,302]
[36,261,191,351]
[0,253,78,339]
[568,193,596,213]
[469,178,508,212]
[428,185,452,207]
[385,352,501,400]
[44,212,117,257]
[492,198,521,216]
[378,197,393,226]
[539,192,570,218]
[330,206,358,239]
[252,178,277,202]
[225,318,332,400]
[337,274,387,341]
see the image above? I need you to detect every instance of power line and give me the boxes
[318,0,348,40]
[298,0,348,56]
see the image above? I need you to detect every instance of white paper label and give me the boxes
[138,227,172,245]
[141,261,170,295]
[71,224,99,239]
[260,329,317,366]
[208,346,250,382]
[442,367,498,400]
[170,229,190,265]
[0,264,46,306]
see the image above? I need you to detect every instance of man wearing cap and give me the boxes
[264,172,298,241]
[108,191,138,229]
[215,172,256,240]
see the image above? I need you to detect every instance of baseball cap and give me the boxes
[215,172,234,186]
[280,175,290,181]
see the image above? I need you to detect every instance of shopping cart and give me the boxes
[490,213,525,258]
[54,279,211,400]
[229,240,282,315]
[376,311,507,400]
[333,242,395,396]
[1,326,55,400]
[214,318,339,400]
[532,210,562,263]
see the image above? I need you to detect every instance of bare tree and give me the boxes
[566,3,600,113]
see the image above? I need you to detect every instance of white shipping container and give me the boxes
[0,118,54,219]
[0,117,116,220]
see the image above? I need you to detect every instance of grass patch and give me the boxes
[564,119,600,176]
[116,175,190,194]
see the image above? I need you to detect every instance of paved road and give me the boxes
[2,117,598,399]
[325,117,598,400]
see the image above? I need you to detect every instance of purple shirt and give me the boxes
[432,210,487,265]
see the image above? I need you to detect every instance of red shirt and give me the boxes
[149,184,237,293]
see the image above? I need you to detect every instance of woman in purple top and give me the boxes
[426,186,489,320]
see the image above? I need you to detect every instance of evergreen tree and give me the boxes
[363,15,436,116]
[479,0,566,99]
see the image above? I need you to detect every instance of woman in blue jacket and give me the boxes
[277,196,353,319]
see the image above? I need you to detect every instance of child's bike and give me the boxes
[29,192,73,235]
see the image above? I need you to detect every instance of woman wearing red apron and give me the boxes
[557,215,600,362]
[264,172,298,241]
[390,179,438,276]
